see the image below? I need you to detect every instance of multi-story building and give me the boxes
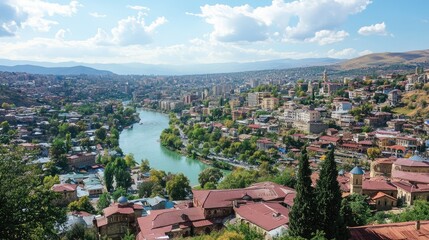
[95,196,143,240]
[261,97,279,110]
[247,92,271,107]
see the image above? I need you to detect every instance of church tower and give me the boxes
[323,69,328,82]
[350,166,364,194]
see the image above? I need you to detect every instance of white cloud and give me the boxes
[192,0,371,43]
[127,5,150,11]
[0,0,81,35]
[359,49,373,56]
[327,48,358,59]
[306,30,349,45]
[358,22,388,36]
[89,12,106,18]
[110,12,167,45]
[55,29,67,40]
[88,12,167,46]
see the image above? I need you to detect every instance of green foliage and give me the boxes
[226,223,264,240]
[391,200,429,222]
[341,194,371,227]
[104,158,132,191]
[124,153,137,168]
[43,175,60,189]
[95,127,107,141]
[111,187,127,202]
[140,159,151,173]
[315,147,346,240]
[97,193,111,212]
[0,146,67,239]
[166,173,191,200]
[138,181,157,197]
[62,223,97,240]
[198,168,224,188]
[160,127,182,150]
[218,168,259,189]
[68,196,96,214]
[289,149,317,238]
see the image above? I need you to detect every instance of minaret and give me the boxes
[307,79,313,93]
[323,69,328,82]
[350,166,364,194]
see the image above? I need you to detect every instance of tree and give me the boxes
[50,137,66,158]
[68,196,96,214]
[65,132,72,152]
[104,162,114,192]
[198,168,223,188]
[111,187,127,202]
[97,193,111,212]
[43,175,60,189]
[289,149,317,238]
[166,173,191,200]
[0,121,10,133]
[367,147,381,160]
[342,194,371,227]
[218,169,259,189]
[124,153,137,168]
[115,168,132,190]
[149,169,167,187]
[315,146,345,240]
[63,223,97,240]
[138,181,156,197]
[140,159,151,173]
[0,146,67,239]
[95,127,107,141]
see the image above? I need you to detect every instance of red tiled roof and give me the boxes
[349,220,429,240]
[371,192,396,201]
[103,202,142,217]
[363,180,397,191]
[392,170,429,184]
[193,182,295,209]
[394,158,429,167]
[319,135,341,142]
[52,183,77,192]
[234,202,290,231]
[393,181,429,193]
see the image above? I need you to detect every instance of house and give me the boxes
[349,220,429,239]
[94,196,143,240]
[234,201,290,239]
[52,183,78,206]
[136,182,295,240]
[257,138,275,151]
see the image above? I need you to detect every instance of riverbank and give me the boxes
[119,109,213,185]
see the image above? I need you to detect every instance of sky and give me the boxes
[0,0,428,65]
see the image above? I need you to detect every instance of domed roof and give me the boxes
[350,166,364,175]
[409,152,426,162]
[410,155,425,161]
[118,196,128,204]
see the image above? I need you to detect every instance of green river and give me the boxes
[119,109,211,185]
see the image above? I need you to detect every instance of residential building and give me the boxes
[94,196,143,240]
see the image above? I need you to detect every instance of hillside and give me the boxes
[0,87,39,107]
[0,65,114,76]
[393,88,429,117]
[337,49,429,70]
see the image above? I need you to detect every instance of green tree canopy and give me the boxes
[0,146,67,239]
[198,168,224,188]
[315,147,346,240]
[289,149,318,238]
[166,173,191,200]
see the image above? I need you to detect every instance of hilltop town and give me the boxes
[2,65,429,240]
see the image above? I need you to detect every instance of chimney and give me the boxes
[416,220,421,230]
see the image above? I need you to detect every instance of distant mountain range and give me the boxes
[0,58,340,76]
[336,49,429,70]
[0,64,113,75]
[0,49,428,76]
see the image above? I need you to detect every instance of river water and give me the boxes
[119,109,210,185]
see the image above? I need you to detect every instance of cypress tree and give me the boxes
[288,148,317,238]
[315,146,345,240]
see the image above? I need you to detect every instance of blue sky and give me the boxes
[0,0,428,65]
